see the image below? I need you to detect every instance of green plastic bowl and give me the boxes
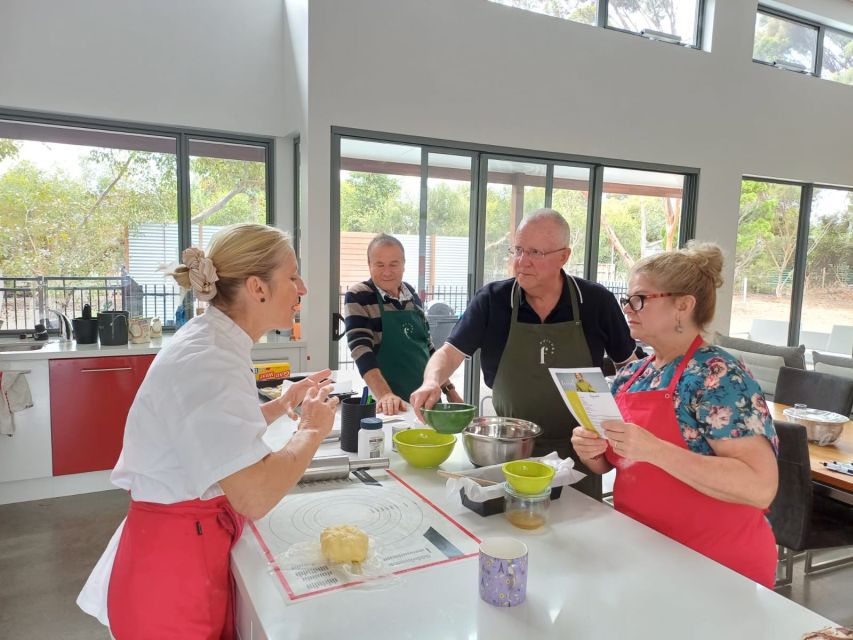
[502,460,555,494]
[422,402,476,434]
[394,429,456,468]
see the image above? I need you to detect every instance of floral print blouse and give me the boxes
[611,344,778,456]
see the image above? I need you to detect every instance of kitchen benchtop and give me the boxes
[0,333,306,361]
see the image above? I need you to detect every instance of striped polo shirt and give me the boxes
[343,279,435,376]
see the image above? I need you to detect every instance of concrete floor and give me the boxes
[0,490,850,638]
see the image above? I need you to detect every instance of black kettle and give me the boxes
[97,310,129,346]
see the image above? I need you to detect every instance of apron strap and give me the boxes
[665,335,704,393]
[621,334,705,395]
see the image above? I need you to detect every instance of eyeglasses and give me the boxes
[507,246,567,260]
[619,292,683,312]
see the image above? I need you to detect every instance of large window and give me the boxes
[488,0,706,48]
[731,179,853,356]
[0,113,272,333]
[753,6,853,86]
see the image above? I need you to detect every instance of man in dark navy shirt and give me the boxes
[411,210,635,499]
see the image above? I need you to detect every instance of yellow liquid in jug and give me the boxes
[506,510,546,530]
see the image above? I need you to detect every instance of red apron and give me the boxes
[107,495,245,639]
[605,336,777,588]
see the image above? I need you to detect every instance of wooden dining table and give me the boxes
[767,400,853,501]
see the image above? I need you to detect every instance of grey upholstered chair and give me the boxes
[768,421,853,587]
[774,367,853,416]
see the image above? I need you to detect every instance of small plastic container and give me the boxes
[504,484,551,530]
[357,417,385,459]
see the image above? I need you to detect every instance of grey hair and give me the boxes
[367,233,406,263]
[517,209,571,247]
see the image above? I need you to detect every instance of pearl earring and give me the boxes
[675,316,683,333]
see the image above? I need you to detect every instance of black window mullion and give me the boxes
[544,164,554,209]
[695,0,706,49]
[418,147,429,295]
[176,133,194,318]
[679,173,698,246]
[585,166,604,282]
[596,0,607,29]
[265,139,275,227]
[293,137,301,258]
[815,25,826,77]
[788,184,813,347]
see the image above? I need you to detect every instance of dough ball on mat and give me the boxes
[320,525,369,564]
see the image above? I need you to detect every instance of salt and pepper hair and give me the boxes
[516,209,572,247]
[631,241,725,330]
[367,233,406,264]
[170,223,293,311]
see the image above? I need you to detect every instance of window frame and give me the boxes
[737,176,853,347]
[488,0,707,50]
[0,108,275,232]
[753,5,853,82]
[0,108,276,332]
[600,0,707,50]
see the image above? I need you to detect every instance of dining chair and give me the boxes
[767,421,853,587]
[774,367,853,416]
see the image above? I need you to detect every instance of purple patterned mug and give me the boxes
[479,537,528,607]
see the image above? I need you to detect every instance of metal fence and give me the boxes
[0,276,183,333]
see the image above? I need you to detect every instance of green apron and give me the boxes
[375,288,431,401]
[492,278,601,499]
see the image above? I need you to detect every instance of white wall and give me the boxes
[0,0,290,135]
[297,0,853,366]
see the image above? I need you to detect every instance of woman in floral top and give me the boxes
[610,347,778,456]
[571,242,779,588]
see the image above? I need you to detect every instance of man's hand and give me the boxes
[409,382,442,422]
[377,392,406,415]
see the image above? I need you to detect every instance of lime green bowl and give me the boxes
[394,429,456,468]
[502,460,555,494]
[422,403,476,434]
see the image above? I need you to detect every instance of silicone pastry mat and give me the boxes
[248,470,481,601]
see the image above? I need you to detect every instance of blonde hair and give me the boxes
[170,223,293,310]
[630,241,724,330]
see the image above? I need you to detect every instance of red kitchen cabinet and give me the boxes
[50,355,154,476]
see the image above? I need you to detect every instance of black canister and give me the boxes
[97,311,129,346]
[72,318,99,344]
[340,396,377,453]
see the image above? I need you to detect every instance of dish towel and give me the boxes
[0,371,34,436]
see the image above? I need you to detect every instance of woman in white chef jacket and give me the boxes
[78,223,338,639]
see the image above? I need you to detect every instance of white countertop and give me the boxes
[232,400,837,640]
[0,332,306,361]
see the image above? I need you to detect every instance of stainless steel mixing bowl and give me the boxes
[462,417,542,467]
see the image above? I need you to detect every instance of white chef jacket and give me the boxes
[77,305,272,627]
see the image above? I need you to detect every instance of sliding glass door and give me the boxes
[331,130,697,406]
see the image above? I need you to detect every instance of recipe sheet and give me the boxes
[549,367,623,438]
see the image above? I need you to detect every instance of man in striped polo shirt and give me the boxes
[344,234,463,415]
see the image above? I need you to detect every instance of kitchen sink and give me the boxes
[0,342,46,352]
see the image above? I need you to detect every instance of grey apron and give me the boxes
[492,278,601,499]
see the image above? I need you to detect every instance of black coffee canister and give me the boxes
[97,311,129,346]
[72,318,99,344]
[340,397,377,453]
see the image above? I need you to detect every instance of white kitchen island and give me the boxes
[232,403,838,640]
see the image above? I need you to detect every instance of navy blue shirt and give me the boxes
[447,275,635,388]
